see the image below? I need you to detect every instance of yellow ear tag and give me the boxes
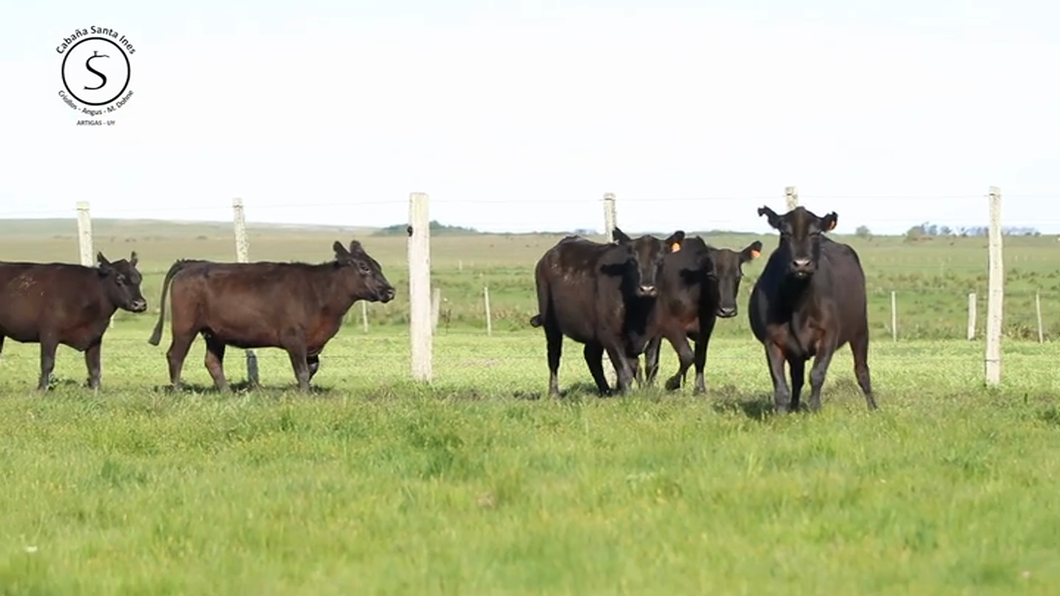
[671,243,682,252]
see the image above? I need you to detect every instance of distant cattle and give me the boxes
[643,237,763,393]
[0,252,147,390]
[529,228,685,397]
[748,206,877,413]
[147,240,395,392]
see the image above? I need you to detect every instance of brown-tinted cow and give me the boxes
[147,240,395,392]
[749,206,876,413]
[529,227,685,397]
[0,252,147,390]
[643,237,763,393]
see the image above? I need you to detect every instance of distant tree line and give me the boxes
[373,220,1043,239]
[373,220,484,236]
[902,222,1040,240]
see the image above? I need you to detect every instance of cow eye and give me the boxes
[358,262,371,273]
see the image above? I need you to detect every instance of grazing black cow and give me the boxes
[147,240,395,392]
[0,252,147,390]
[643,237,763,393]
[748,206,876,413]
[529,227,685,398]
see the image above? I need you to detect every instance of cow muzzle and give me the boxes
[790,258,815,278]
[636,284,658,298]
[379,286,396,303]
[129,299,148,313]
[717,306,737,318]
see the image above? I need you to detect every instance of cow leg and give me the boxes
[583,342,611,396]
[0,335,5,362]
[286,345,312,392]
[851,332,877,410]
[38,336,59,392]
[664,334,694,392]
[692,318,717,395]
[166,332,195,390]
[806,345,837,413]
[643,336,661,387]
[692,339,708,394]
[84,340,102,390]
[764,343,792,414]
[661,330,695,392]
[203,336,229,391]
[604,345,635,395]
[307,355,321,380]
[545,325,563,398]
[788,357,806,411]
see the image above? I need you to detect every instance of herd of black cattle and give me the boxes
[0,205,875,414]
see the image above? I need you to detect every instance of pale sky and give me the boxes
[2,0,1058,235]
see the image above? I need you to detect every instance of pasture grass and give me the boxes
[1,317,1059,594]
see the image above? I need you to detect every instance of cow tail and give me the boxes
[529,271,549,328]
[147,260,188,346]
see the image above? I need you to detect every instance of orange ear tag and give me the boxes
[671,243,682,252]
[750,249,761,259]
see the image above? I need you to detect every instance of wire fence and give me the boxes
[0,188,1057,391]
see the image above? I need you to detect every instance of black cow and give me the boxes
[0,252,147,390]
[529,227,685,398]
[748,206,877,413]
[643,237,763,392]
[147,240,395,392]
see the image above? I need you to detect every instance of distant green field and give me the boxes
[1,218,1059,594]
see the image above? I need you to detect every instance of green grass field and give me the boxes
[1,219,1059,594]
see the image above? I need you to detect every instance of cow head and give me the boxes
[97,251,148,313]
[706,240,763,317]
[757,206,837,279]
[332,240,396,303]
[603,227,685,298]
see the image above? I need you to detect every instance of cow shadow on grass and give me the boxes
[706,384,776,420]
[511,382,776,420]
[512,381,618,402]
[151,380,336,398]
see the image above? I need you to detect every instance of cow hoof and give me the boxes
[664,378,681,391]
[692,386,706,396]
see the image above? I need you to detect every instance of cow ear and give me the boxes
[757,206,783,230]
[333,240,350,257]
[129,251,138,267]
[348,240,363,254]
[611,227,631,244]
[96,252,112,275]
[664,231,685,252]
[820,212,838,232]
[742,240,763,262]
